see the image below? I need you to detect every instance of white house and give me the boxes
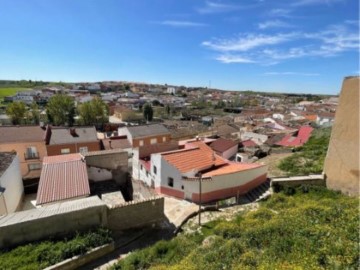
[167,87,176,95]
[0,152,24,215]
[241,132,268,145]
[135,141,267,203]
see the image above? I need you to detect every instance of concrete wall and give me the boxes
[87,167,113,182]
[0,197,107,249]
[271,175,325,192]
[0,155,24,214]
[324,76,360,196]
[107,197,165,231]
[132,135,171,148]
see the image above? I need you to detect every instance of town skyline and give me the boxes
[0,0,358,94]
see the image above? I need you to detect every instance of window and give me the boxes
[79,146,88,154]
[150,138,157,145]
[168,177,174,187]
[139,140,144,146]
[28,163,41,171]
[163,137,167,142]
[61,148,70,154]
[25,146,38,159]
[153,166,157,175]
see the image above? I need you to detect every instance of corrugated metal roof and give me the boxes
[275,126,314,147]
[36,153,90,205]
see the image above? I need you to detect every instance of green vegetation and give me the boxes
[77,97,109,126]
[112,186,359,270]
[143,103,154,122]
[278,128,331,176]
[6,101,27,125]
[46,94,75,126]
[0,87,32,99]
[0,227,112,270]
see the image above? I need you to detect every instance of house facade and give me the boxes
[136,140,267,203]
[45,126,100,156]
[118,124,171,147]
[0,126,47,180]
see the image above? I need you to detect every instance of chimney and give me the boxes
[69,128,78,137]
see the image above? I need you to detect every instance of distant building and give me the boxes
[209,138,238,160]
[167,87,176,95]
[0,152,24,215]
[118,124,171,147]
[275,126,313,148]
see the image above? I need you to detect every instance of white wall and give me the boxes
[118,127,133,143]
[184,165,267,194]
[222,145,238,160]
[0,156,24,214]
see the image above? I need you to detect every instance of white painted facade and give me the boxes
[0,155,24,215]
[221,144,238,160]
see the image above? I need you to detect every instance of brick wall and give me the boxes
[132,135,171,147]
[46,141,101,156]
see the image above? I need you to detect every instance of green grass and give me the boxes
[112,186,359,270]
[0,87,32,98]
[0,227,112,270]
[277,127,331,176]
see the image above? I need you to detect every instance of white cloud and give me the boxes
[197,1,251,14]
[258,20,293,29]
[202,22,359,65]
[160,20,207,27]
[202,32,298,52]
[216,55,255,63]
[269,8,293,17]
[292,0,343,7]
[264,71,320,76]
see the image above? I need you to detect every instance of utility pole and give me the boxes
[198,173,202,226]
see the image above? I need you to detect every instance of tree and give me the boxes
[46,94,75,126]
[143,103,153,122]
[6,101,26,125]
[77,97,109,126]
[30,102,40,124]
[165,104,171,115]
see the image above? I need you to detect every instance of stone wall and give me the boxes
[324,76,360,196]
[107,197,165,231]
[271,175,325,192]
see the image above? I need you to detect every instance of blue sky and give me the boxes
[0,0,358,94]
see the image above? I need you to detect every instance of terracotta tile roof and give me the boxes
[209,138,238,153]
[275,126,314,147]
[0,126,45,143]
[102,138,132,150]
[36,153,90,205]
[304,114,318,121]
[241,139,258,147]
[138,142,178,159]
[203,162,264,177]
[161,141,227,174]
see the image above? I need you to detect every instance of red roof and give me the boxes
[209,138,238,153]
[161,141,227,174]
[241,139,258,147]
[275,126,314,147]
[36,153,90,205]
[203,162,263,177]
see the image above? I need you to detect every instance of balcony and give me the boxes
[24,152,40,160]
